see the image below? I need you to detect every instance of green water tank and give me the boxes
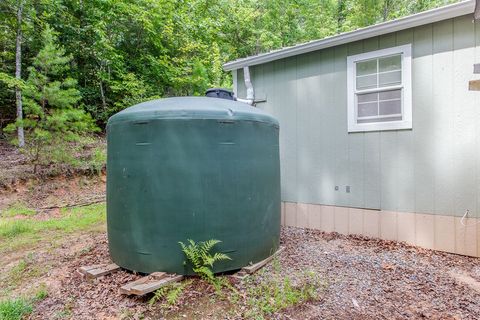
[106,97,280,275]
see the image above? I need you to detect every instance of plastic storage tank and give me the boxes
[106,97,280,274]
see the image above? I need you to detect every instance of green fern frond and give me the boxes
[212,252,232,262]
[203,239,221,251]
[194,266,214,281]
[179,238,231,283]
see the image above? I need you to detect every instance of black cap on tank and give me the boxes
[205,88,235,100]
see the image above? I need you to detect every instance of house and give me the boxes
[224,0,480,257]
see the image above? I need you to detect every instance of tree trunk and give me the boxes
[383,0,389,22]
[15,0,25,147]
[336,0,346,33]
[99,65,107,110]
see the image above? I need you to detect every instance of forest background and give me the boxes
[0,0,458,170]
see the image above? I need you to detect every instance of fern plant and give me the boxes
[149,280,191,307]
[178,239,231,281]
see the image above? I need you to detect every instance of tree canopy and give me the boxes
[0,0,458,129]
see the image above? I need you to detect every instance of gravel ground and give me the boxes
[28,226,480,319]
[280,227,480,319]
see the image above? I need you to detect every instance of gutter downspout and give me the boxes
[236,66,255,105]
[475,0,480,19]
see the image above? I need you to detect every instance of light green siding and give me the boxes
[235,14,480,217]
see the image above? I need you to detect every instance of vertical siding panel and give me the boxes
[296,52,321,203]
[232,69,237,97]
[475,19,480,254]
[236,68,246,98]
[413,24,435,214]
[252,64,264,98]
[296,56,308,203]
[453,16,476,217]
[378,34,399,211]
[453,16,477,256]
[320,48,337,205]
[346,41,365,208]
[259,62,275,115]
[432,19,454,215]
[362,35,396,210]
[334,45,349,207]
[275,59,297,201]
[395,29,416,213]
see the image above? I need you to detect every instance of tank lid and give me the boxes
[108,97,278,126]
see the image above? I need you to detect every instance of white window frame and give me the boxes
[347,44,412,133]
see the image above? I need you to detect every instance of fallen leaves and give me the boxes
[22,226,480,319]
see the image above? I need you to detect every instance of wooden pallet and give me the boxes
[78,263,120,279]
[232,246,285,280]
[120,272,183,296]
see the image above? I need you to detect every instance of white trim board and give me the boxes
[223,0,475,71]
[347,44,412,132]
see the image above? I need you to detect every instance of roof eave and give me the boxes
[223,0,475,71]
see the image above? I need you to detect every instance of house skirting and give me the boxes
[281,202,479,258]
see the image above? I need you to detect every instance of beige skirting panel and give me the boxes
[281,202,479,258]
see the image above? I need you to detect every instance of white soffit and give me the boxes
[223,0,475,71]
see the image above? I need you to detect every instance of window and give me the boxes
[347,44,412,132]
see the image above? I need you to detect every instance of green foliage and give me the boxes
[0,203,106,253]
[88,146,107,175]
[34,284,48,301]
[0,72,24,90]
[178,239,231,281]
[0,222,32,238]
[149,280,191,308]
[4,24,98,172]
[0,0,459,132]
[243,270,323,319]
[0,298,32,320]
[1,202,35,218]
[5,254,44,293]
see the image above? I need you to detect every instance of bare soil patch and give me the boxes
[0,170,106,213]
[0,138,105,193]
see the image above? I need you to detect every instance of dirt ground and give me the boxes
[2,141,480,319]
[2,224,475,319]
[0,140,106,211]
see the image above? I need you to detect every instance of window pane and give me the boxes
[357,102,378,118]
[356,59,377,76]
[379,89,401,100]
[356,74,377,90]
[379,99,401,116]
[379,70,401,87]
[357,92,378,103]
[379,55,401,72]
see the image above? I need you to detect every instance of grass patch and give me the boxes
[149,280,192,308]
[0,222,32,238]
[242,270,322,318]
[34,283,48,301]
[1,203,36,218]
[0,298,33,320]
[6,254,43,289]
[0,203,106,253]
